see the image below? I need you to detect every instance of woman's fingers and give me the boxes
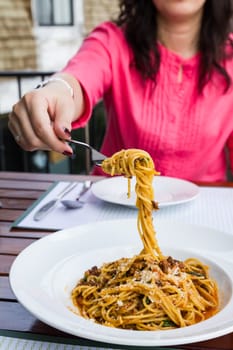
[9,98,50,151]
[8,112,22,144]
[9,108,51,151]
[8,89,75,155]
[26,91,75,154]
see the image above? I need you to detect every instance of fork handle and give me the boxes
[76,181,92,200]
[57,182,77,199]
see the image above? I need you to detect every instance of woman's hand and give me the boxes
[8,74,84,156]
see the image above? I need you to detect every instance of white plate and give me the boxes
[9,219,233,347]
[91,176,199,208]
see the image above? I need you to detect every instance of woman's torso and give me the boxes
[64,22,233,181]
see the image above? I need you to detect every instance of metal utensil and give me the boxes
[33,182,77,221]
[65,139,106,166]
[61,180,92,209]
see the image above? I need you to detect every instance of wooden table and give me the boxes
[0,171,233,350]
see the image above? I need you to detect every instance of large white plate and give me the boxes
[91,176,199,207]
[10,219,233,347]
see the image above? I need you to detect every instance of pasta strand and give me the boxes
[71,149,219,330]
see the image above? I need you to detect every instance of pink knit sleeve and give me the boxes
[61,22,116,128]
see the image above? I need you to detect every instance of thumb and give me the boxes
[53,96,77,139]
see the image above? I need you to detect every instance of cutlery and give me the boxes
[65,139,106,166]
[33,182,77,221]
[61,180,92,209]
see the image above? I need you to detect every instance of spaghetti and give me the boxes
[71,149,219,330]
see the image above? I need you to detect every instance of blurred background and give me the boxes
[0,0,118,174]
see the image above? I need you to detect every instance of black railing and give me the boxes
[0,70,55,97]
[0,71,54,173]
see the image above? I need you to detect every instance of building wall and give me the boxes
[83,0,119,34]
[31,0,84,71]
[0,0,120,113]
[33,0,120,71]
[0,0,37,70]
[0,0,120,72]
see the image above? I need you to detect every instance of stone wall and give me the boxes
[0,0,120,71]
[83,0,119,34]
[0,0,37,70]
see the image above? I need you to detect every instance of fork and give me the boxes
[65,139,106,166]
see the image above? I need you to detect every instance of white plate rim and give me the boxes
[91,176,200,208]
[9,219,233,347]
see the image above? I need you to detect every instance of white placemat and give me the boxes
[0,336,124,350]
[13,181,137,231]
[13,182,233,235]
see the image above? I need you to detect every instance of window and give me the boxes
[36,0,74,26]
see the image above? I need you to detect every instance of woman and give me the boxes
[8,0,233,181]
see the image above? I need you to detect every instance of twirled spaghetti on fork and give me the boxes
[71,149,219,330]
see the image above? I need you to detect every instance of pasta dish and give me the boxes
[71,149,219,330]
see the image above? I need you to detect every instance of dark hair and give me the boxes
[116,0,233,93]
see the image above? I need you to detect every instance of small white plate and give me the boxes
[9,219,233,347]
[91,176,199,207]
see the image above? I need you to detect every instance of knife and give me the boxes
[33,182,77,221]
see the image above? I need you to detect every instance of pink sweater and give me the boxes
[62,22,233,181]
